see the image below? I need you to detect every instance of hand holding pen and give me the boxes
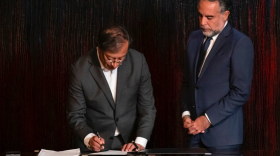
[132,141,140,151]
[121,140,144,152]
[88,132,105,152]
[96,132,104,145]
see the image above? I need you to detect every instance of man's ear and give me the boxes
[223,10,230,21]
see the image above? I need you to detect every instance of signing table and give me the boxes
[4,149,280,156]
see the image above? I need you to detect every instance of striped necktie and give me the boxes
[197,37,212,79]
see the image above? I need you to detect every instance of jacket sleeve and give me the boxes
[181,32,194,114]
[205,36,254,126]
[67,64,93,141]
[136,54,157,140]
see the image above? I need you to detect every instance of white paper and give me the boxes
[81,150,127,155]
[38,148,80,156]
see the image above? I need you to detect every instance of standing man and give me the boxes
[68,25,156,152]
[181,0,254,154]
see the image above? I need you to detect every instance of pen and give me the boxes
[96,132,101,139]
[132,141,139,151]
[96,132,104,147]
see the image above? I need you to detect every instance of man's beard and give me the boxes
[202,29,221,37]
[200,25,222,37]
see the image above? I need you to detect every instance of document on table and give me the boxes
[81,150,127,155]
[38,148,80,156]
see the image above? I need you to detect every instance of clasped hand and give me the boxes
[183,115,211,135]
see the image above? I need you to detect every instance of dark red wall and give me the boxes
[1,0,279,152]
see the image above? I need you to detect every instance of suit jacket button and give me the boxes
[195,86,199,89]
[109,137,114,140]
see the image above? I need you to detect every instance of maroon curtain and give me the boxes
[1,0,279,152]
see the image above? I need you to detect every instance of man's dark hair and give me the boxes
[96,25,132,53]
[202,0,233,13]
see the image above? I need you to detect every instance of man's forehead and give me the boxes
[104,48,128,58]
[198,0,221,13]
[105,53,126,58]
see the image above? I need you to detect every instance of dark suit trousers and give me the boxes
[188,134,242,155]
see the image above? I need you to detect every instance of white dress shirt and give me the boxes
[84,50,147,148]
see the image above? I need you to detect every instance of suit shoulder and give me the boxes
[128,48,142,56]
[71,50,93,70]
[127,48,145,60]
[189,30,203,38]
[232,28,252,43]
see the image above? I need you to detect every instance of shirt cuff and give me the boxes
[205,113,212,124]
[84,133,96,148]
[135,137,147,148]
[182,111,191,118]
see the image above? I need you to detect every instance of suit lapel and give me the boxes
[197,24,232,83]
[88,50,116,110]
[115,54,128,107]
[194,35,204,83]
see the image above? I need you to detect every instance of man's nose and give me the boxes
[201,17,207,26]
[111,62,119,69]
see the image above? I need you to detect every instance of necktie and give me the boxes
[197,37,212,79]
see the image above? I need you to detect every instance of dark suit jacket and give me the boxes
[67,48,156,151]
[181,24,254,147]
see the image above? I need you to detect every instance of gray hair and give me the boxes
[200,0,233,13]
